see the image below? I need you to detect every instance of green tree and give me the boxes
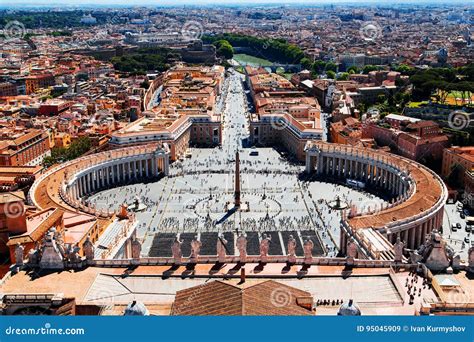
[325,62,337,72]
[347,66,360,74]
[42,137,92,168]
[300,57,312,70]
[395,64,414,75]
[337,72,349,81]
[214,40,234,59]
[363,65,379,74]
[311,60,326,75]
[202,33,305,64]
[326,70,336,79]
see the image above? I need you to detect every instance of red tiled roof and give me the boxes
[171,280,313,316]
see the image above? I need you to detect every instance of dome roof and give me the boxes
[124,301,149,316]
[337,299,361,316]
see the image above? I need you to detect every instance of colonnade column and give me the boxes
[305,153,311,173]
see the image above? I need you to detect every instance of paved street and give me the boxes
[442,202,473,262]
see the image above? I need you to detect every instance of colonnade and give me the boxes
[385,210,444,250]
[304,141,448,259]
[305,144,409,197]
[63,145,170,205]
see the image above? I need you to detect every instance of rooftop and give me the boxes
[172,280,313,316]
[0,264,443,315]
[0,190,25,204]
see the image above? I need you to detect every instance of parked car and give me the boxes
[461,212,466,219]
[456,223,462,229]
[464,237,470,244]
[452,223,458,231]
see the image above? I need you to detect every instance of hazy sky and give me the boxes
[1,0,468,6]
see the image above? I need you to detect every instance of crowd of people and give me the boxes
[405,271,431,305]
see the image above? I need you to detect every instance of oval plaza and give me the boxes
[5,65,471,317]
[27,68,447,264]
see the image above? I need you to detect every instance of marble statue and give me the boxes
[236,233,247,262]
[83,236,95,261]
[133,196,140,210]
[287,235,297,263]
[260,234,271,262]
[171,236,183,264]
[15,243,24,266]
[468,247,474,272]
[54,229,67,259]
[409,230,454,272]
[216,233,228,263]
[190,236,202,261]
[394,236,404,262]
[303,238,314,263]
[39,229,65,270]
[347,237,358,259]
[452,255,461,270]
[68,244,81,263]
[409,251,423,264]
[28,248,39,266]
[424,230,451,272]
[131,237,142,259]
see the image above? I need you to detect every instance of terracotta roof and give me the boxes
[242,280,313,315]
[406,120,438,129]
[0,166,42,175]
[171,280,313,316]
[8,208,63,246]
[171,280,242,315]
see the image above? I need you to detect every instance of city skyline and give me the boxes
[1,0,471,8]
[0,0,472,322]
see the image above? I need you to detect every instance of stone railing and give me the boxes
[88,255,407,269]
[99,216,137,260]
[59,184,115,218]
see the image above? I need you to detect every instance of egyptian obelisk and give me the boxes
[234,151,241,208]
